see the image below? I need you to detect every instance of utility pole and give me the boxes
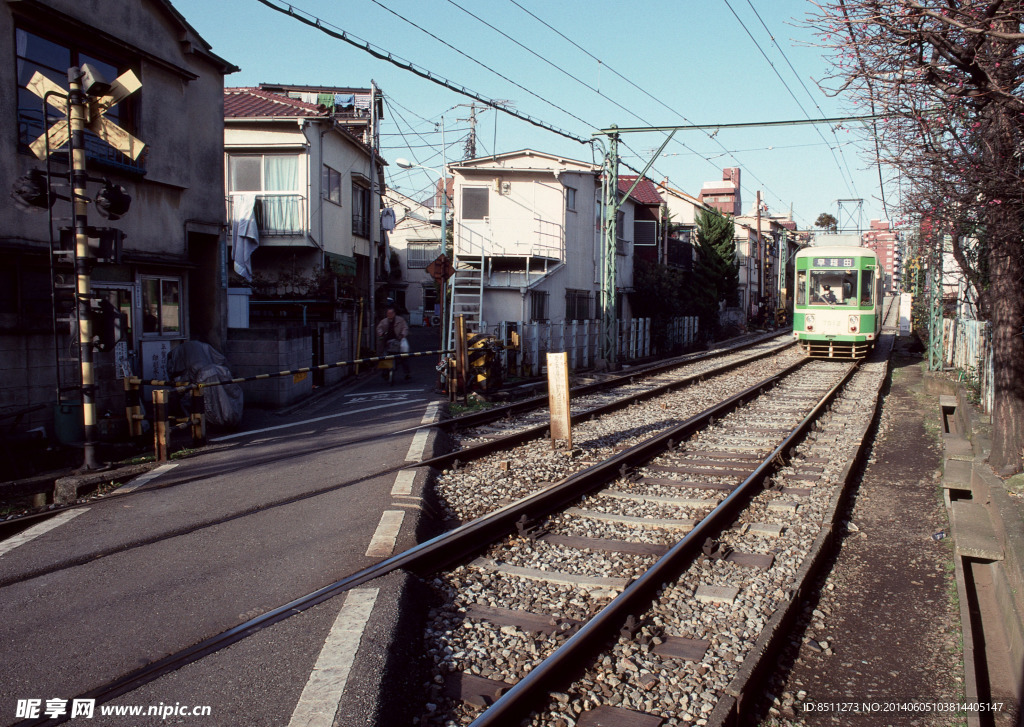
[755,190,763,319]
[369,81,380,346]
[596,126,677,367]
[458,103,479,160]
[600,129,619,367]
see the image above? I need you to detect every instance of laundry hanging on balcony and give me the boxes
[231,192,260,281]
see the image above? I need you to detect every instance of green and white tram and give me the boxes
[792,237,882,359]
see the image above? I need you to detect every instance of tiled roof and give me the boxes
[618,176,664,206]
[224,87,329,118]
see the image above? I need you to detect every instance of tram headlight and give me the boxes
[805,314,814,331]
[849,315,859,333]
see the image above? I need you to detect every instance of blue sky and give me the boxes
[171,0,893,230]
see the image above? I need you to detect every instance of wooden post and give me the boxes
[124,377,143,437]
[547,351,571,451]
[190,386,206,446]
[153,388,168,462]
[454,315,468,403]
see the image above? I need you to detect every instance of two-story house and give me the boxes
[655,182,706,271]
[446,149,637,334]
[223,86,386,335]
[381,188,447,327]
[3,0,236,450]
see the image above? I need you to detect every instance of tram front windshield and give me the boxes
[809,270,858,304]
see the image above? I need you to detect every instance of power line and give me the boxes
[739,0,860,197]
[254,0,590,145]
[363,0,598,137]
[722,0,857,199]
[504,0,798,219]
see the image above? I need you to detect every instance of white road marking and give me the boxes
[117,463,178,493]
[391,470,416,497]
[0,509,89,558]
[344,388,420,396]
[421,401,441,424]
[405,429,431,462]
[209,400,425,442]
[287,587,379,727]
[365,510,405,558]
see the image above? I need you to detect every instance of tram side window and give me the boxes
[860,270,874,304]
[796,271,807,306]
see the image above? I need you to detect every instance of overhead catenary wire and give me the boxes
[361,0,600,138]
[837,0,892,221]
[722,0,858,200]
[737,0,861,200]
[504,0,802,223]
[253,0,590,146]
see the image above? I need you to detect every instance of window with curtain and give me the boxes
[352,181,371,238]
[228,154,302,234]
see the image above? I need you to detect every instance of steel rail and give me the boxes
[16,359,808,727]
[0,334,787,539]
[445,331,790,432]
[467,359,861,727]
[417,335,794,471]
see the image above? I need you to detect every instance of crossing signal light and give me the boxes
[11,169,55,212]
[95,180,131,220]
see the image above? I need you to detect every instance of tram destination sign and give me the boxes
[812,257,855,268]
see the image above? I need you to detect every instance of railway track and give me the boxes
[5,318,899,726]
[409,338,893,726]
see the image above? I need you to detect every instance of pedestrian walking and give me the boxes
[376,305,411,380]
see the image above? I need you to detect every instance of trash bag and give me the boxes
[166,341,244,428]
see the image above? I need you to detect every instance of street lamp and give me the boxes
[396,158,449,351]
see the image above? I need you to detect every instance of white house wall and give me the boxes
[455,170,567,258]
[382,189,443,323]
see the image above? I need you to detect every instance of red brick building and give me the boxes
[862,219,902,292]
[698,167,742,217]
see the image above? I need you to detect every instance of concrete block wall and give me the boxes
[320,321,348,387]
[0,333,58,433]
[226,326,313,408]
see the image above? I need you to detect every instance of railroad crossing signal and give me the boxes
[26,68,145,161]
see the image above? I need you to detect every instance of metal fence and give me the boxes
[942,317,994,413]
[479,317,700,378]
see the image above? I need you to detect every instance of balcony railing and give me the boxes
[227,193,307,237]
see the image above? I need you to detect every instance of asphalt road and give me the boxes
[0,325,448,727]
